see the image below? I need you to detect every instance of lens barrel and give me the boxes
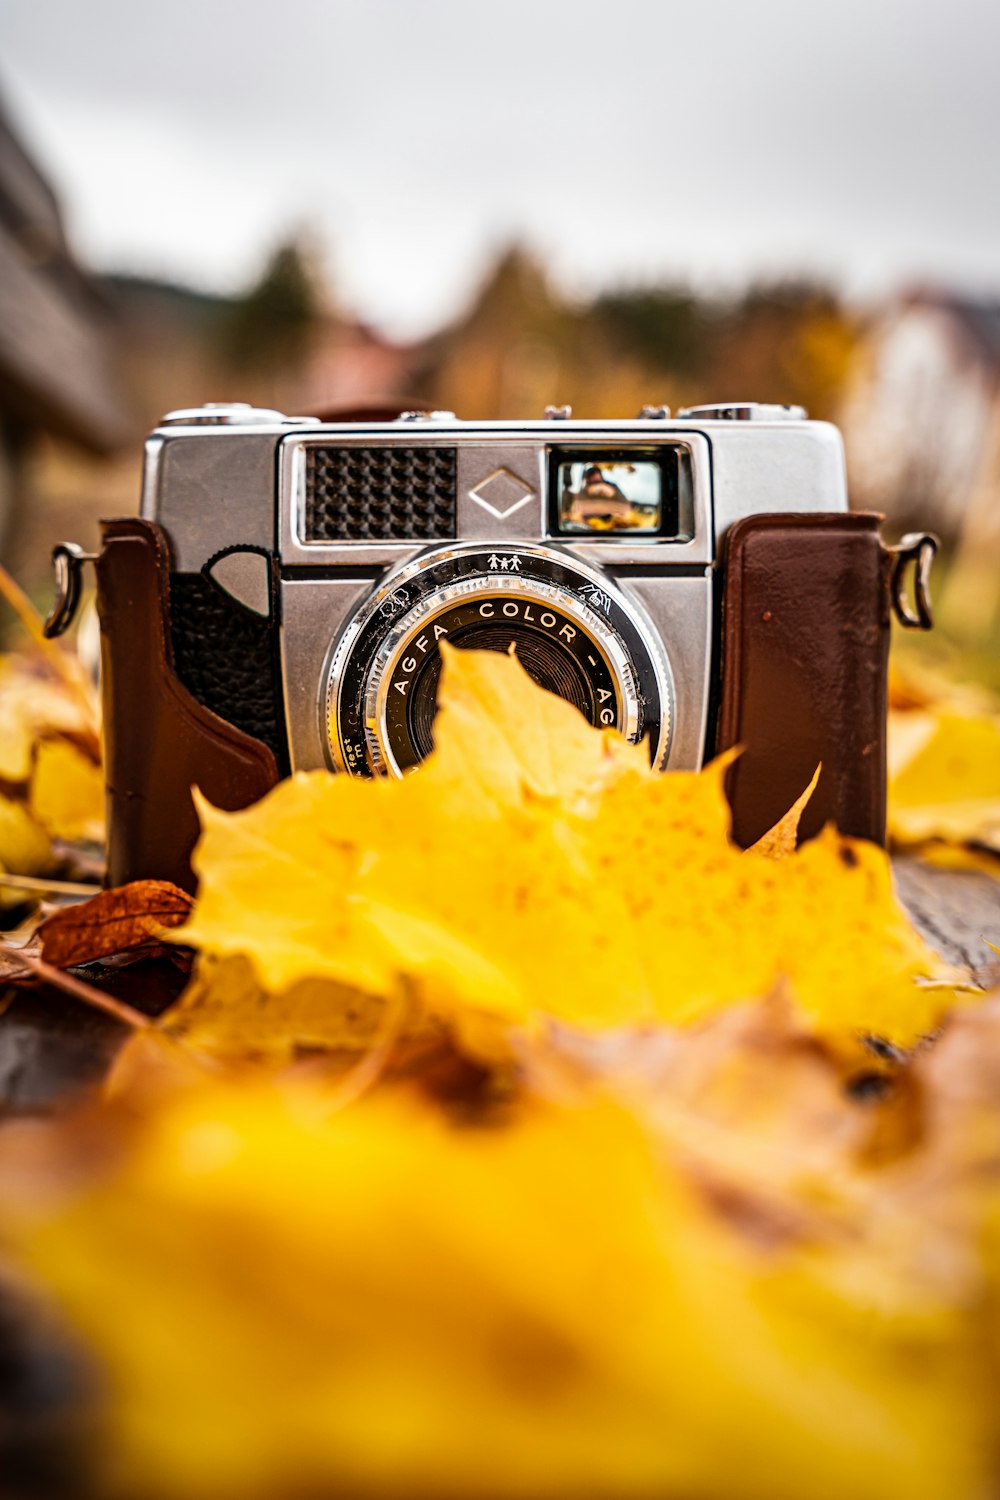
[326,543,672,776]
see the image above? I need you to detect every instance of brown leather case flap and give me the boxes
[98,518,280,893]
[717,512,891,849]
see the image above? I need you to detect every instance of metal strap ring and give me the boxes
[889,532,938,631]
[43,542,97,639]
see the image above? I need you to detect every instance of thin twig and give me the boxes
[13,949,152,1031]
[0,872,102,898]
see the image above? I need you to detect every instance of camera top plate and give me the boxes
[142,408,847,576]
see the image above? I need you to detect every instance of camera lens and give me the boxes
[327,543,672,777]
[407,616,593,759]
[381,591,622,769]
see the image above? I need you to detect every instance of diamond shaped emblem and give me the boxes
[468,467,535,519]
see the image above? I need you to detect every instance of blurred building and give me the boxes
[842,290,1000,545]
[841,290,1000,636]
[289,316,418,417]
[0,97,128,550]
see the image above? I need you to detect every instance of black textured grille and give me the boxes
[168,573,289,772]
[305,445,456,541]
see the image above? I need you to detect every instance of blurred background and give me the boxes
[0,0,998,674]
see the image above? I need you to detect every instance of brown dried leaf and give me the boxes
[39,880,194,969]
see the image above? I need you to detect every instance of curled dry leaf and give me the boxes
[0,935,41,982]
[38,881,194,969]
[173,646,959,1060]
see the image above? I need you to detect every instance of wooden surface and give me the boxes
[0,956,185,1116]
[893,855,1000,986]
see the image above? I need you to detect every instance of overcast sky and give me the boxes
[2,0,998,337]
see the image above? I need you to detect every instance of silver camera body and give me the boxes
[140,402,848,779]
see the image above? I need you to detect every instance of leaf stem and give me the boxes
[11,948,152,1031]
[0,872,102,898]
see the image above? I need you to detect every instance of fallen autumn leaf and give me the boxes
[38,880,194,969]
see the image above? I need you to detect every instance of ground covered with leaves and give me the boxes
[0,622,999,1500]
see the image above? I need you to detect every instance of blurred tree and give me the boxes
[421,257,856,422]
[707,280,856,419]
[220,239,323,380]
[420,246,583,418]
[587,279,856,416]
[591,286,714,382]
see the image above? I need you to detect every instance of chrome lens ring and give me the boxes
[325,542,673,776]
[364,574,641,776]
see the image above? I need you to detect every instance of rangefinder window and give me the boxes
[552,450,679,537]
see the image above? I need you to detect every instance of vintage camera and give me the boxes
[47,401,935,892]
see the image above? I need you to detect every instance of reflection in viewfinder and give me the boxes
[557,459,662,533]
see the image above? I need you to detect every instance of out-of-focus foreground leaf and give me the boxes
[10,1079,989,1500]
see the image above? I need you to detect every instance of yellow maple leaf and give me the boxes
[0,654,99,783]
[0,646,103,875]
[174,647,954,1055]
[888,710,1000,853]
[159,952,440,1066]
[30,737,105,843]
[0,793,56,879]
[17,1083,986,1500]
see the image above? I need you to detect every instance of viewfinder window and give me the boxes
[553,451,677,536]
